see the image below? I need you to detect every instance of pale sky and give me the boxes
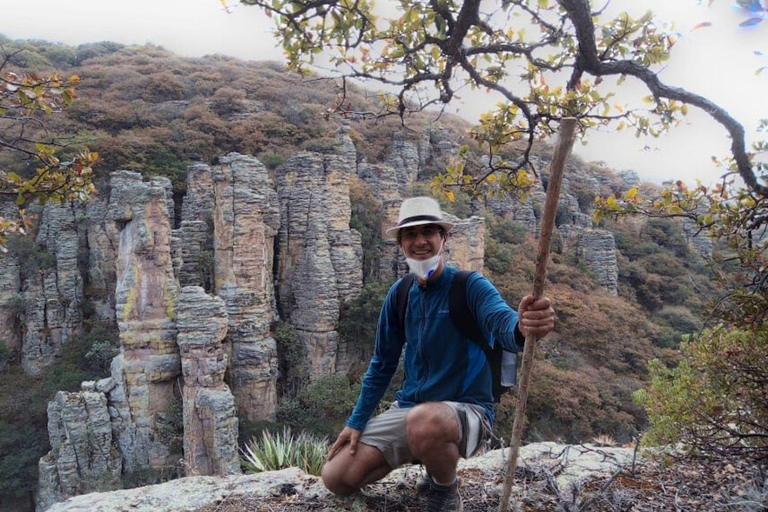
[1,0,765,187]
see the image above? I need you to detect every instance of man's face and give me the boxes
[399,224,443,261]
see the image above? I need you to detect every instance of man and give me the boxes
[322,197,555,511]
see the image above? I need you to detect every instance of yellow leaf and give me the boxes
[624,187,638,200]
[446,190,456,202]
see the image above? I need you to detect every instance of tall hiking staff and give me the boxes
[498,117,578,512]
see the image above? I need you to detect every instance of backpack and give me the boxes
[394,270,519,403]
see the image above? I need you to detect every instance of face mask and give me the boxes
[405,240,443,280]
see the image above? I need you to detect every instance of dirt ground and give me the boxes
[196,455,767,512]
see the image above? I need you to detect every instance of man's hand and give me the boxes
[327,426,362,462]
[518,296,555,337]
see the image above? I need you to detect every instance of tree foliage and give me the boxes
[241,0,763,203]
[0,46,98,249]
[635,325,768,462]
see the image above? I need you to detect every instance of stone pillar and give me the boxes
[177,286,240,476]
[212,153,280,422]
[577,229,619,295]
[36,387,122,512]
[446,215,486,272]
[21,202,84,376]
[276,152,362,384]
[105,171,181,476]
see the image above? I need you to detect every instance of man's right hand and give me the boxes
[327,426,361,462]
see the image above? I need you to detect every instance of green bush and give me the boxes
[84,325,120,374]
[241,427,328,476]
[488,217,528,245]
[0,422,49,501]
[337,280,390,359]
[635,325,768,461]
[6,236,55,280]
[275,375,360,438]
[156,395,184,456]
[349,181,384,282]
[258,152,286,170]
[273,321,307,398]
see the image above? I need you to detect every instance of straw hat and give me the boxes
[385,197,454,239]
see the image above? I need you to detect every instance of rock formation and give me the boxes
[577,229,619,295]
[84,197,118,323]
[0,202,21,359]
[176,286,240,477]
[21,202,84,377]
[104,171,182,476]
[212,153,281,421]
[445,215,486,272]
[36,388,122,512]
[44,444,641,512]
[276,151,363,383]
[385,130,428,189]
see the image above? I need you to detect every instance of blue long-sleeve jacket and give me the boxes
[347,265,525,431]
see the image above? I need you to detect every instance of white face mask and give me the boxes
[405,240,443,280]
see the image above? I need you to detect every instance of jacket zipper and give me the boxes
[416,285,428,402]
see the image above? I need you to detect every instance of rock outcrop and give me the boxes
[176,286,240,477]
[577,229,619,295]
[276,151,362,383]
[105,171,181,476]
[36,389,122,512]
[45,443,640,512]
[21,202,84,376]
[84,197,117,323]
[0,202,21,358]
[212,153,281,422]
[445,215,486,272]
[385,130,428,189]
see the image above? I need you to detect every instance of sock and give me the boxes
[432,476,457,487]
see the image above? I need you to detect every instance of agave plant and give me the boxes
[241,427,329,476]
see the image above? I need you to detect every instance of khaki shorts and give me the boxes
[358,401,493,469]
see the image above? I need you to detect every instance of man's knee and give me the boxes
[322,459,355,496]
[406,403,459,449]
[321,442,390,496]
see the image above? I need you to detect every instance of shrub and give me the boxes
[635,325,768,462]
[156,395,184,456]
[258,152,286,170]
[84,325,120,374]
[273,321,307,398]
[349,180,384,282]
[275,375,360,438]
[241,427,329,476]
[6,236,55,280]
[488,217,528,245]
[0,422,49,500]
[337,280,390,359]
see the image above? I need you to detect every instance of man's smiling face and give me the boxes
[399,224,444,261]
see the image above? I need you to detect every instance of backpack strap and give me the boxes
[449,270,509,402]
[448,271,489,354]
[395,273,417,343]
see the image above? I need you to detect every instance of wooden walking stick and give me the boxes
[498,117,578,512]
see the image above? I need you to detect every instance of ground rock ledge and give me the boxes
[45,443,638,512]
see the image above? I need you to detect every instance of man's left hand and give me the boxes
[518,296,555,337]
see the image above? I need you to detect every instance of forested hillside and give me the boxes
[0,37,721,511]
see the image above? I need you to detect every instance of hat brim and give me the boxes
[385,220,454,239]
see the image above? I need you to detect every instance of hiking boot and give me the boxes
[415,472,462,494]
[415,472,432,494]
[426,479,463,512]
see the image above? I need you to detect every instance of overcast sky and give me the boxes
[1,0,765,186]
